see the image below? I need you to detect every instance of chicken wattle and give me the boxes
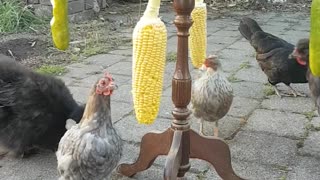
[191,55,234,137]
[56,72,123,180]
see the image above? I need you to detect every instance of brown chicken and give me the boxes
[56,72,123,180]
[191,55,234,137]
[238,17,308,98]
[290,39,320,115]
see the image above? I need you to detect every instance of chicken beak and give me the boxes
[289,48,299,59]
[199,64,207,71]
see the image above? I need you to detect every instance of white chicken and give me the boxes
[191,55,234,137]
[56,72,123,180]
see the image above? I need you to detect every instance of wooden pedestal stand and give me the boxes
[117,0,243,179]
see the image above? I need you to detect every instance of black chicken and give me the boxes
[0,55,85,158]
[238,17,308,97]
[290,39,320,115]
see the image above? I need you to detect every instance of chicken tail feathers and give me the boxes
[238,17,263,41]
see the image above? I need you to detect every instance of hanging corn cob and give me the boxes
[132,0,167,124]
[310,0,320,77]
[50,0,69,50]
[189,0,207,68]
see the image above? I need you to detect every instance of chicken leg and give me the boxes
[199,120,219,137]
[213,121,219,137]
[273,85,283,98]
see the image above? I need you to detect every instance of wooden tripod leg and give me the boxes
[164,130,183,180]
[117,128,173,177]
[189,130,244,180]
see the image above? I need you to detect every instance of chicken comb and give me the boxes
[95,72,115,96]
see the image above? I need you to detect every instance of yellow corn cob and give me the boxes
[132,0,167,124]
[50,0,69,50]
[310,0,320,77]
[189,0,207,68]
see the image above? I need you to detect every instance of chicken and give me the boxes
[290,38,320,115]
[238,17,308,98]
[0,55,85,158]
[56,72,123,180]
[191,55,233,137]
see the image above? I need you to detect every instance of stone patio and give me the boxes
[1,9,319,180]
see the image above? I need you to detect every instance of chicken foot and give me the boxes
[273,85,306,98]
[286,85,307,97]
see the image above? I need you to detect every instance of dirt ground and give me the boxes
[0,1,311,69]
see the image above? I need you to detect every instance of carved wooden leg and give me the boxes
[164,130,182,180]
[189,129,244,180]
[117,128,173,177]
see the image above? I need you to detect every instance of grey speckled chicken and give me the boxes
[191,55,234,137]
[56,72,123,180]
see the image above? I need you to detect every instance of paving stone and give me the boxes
[106,61,132,76]
[114,116,171,143]
[68,86,92,104]
[113,84,133,104]
[65,63,104,79]
[287,156,320,180]
[212,30,241,38]
[58,76,76,86]
[244,109,308,138]
[229,131,297,166]
[207,43,228,53]
[206,21,227,29]
[73,74,130,88]
[228,96,260,118]
[261,25,291,34]
[299,131,320,158]
[216,49,255,72]
[235,67,268,83]
[112,101,133,122]
[206,158,286,180]
[109,48,132,56]
[0,150,58,180]
[206,26,223,34]
[227,40,254,51]
[158,96,174,119]
[261,95,314,113]
[311,116,320,128]
[207,35,238,45]
[112,165,163,180]
[231,81,265,99]
[84,54,126,68]
[166,36,177,53]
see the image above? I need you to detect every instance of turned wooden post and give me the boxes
[168,0,194,177]
[117,0,244,179]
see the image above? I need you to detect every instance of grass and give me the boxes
[263,84,276,96]
[196,169,209,180]
[302,111,316,121]
[239,61,251,69]
[227,73,240,82]
[0,0,48,33]
[296,129,309,148]
[36,65,67,76]
[166,52,177,62]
